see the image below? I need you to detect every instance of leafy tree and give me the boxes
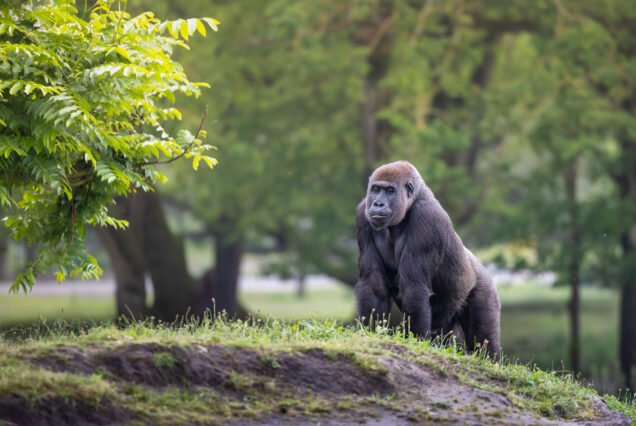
[494,25,617,374]
[97,188,199,321]
[0,0,218,292]
[155,0,566,314]
[156,0,371,315]
[134,0,636,389]
[483,0,636,386]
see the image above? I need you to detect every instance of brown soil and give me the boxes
[30,343,392,396]
[1,343,629,425]
[0,395,133,426]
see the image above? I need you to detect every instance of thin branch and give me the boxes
[367,13,396,54]
[409,0,434,44]
[553,0,579,21]
[138,105,208,167]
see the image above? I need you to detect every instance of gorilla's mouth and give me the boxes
[370,214,390,228]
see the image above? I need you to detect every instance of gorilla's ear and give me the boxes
[406,182,414,197]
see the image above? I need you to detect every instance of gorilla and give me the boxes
[355,161,500,358]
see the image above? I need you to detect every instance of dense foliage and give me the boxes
[0,0,218,291]
[154,0,636,387]
[163,0,635,284]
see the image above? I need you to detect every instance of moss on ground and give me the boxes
[150,351,178,369]
[0,318,633,425]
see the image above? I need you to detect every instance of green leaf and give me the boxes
[168,20,180,38]
[113,46,131,61]
[0,185,14,207]
[201,156,217,170]
[180,20,189,40]
[195,19,206,37]
[203,17,220,32]
[187,18,198,37]
[9,82,23,95]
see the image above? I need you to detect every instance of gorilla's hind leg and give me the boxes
[460,273,501,359]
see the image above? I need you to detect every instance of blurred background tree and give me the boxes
[0,0,217,318]
[2,0,635,394]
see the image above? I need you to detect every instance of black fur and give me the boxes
[355,161,501,358]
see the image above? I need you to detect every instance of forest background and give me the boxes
[1,0,635,397]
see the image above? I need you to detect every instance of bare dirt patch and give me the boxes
[274,348,392,395]
[0,395,132,426]
[29,344,392,396]
[29,345,94,376]
[9,343,630,425]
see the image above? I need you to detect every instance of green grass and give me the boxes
[605,394,636,422]
[151,351,177,369]
[0,319,633,424]
[0,283,623,394]
[0,361,116,406]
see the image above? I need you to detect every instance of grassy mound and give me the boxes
[0,319,634,425]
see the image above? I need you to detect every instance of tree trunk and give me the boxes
[565,162,581,374]
[361,76,386,174]
[359,3,393,179]
[95,197,147,320]
[196,267,218,316]
[0,233,8,280]
[25,244,37,269]
[97,190,196,322]
[619,219,636,391]
[615,138,636,391]
[139,190,197,322]
[214,230,243,318]
[620,280,636,391]
[297,273,306,299]
[97,227,147,320]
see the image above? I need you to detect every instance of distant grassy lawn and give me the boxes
[240,286,356,321]
[0,283,621,391]
[498,284,620,392]
[0,294,115,329]
[0,286,356,329]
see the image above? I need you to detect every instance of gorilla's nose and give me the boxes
[373,200,385,208]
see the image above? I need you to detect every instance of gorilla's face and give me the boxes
[366,181,401,230]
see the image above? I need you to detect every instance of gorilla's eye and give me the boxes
[371,185,380,193]
[386,187,395,194]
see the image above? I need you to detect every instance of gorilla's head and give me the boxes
[364,161,423,230]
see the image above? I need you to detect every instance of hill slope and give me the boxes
[0,320,633,425]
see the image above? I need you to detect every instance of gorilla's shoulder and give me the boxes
[409,197,452,225]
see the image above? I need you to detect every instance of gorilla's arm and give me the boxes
[354,203,391,326]
[397,200,445,337]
